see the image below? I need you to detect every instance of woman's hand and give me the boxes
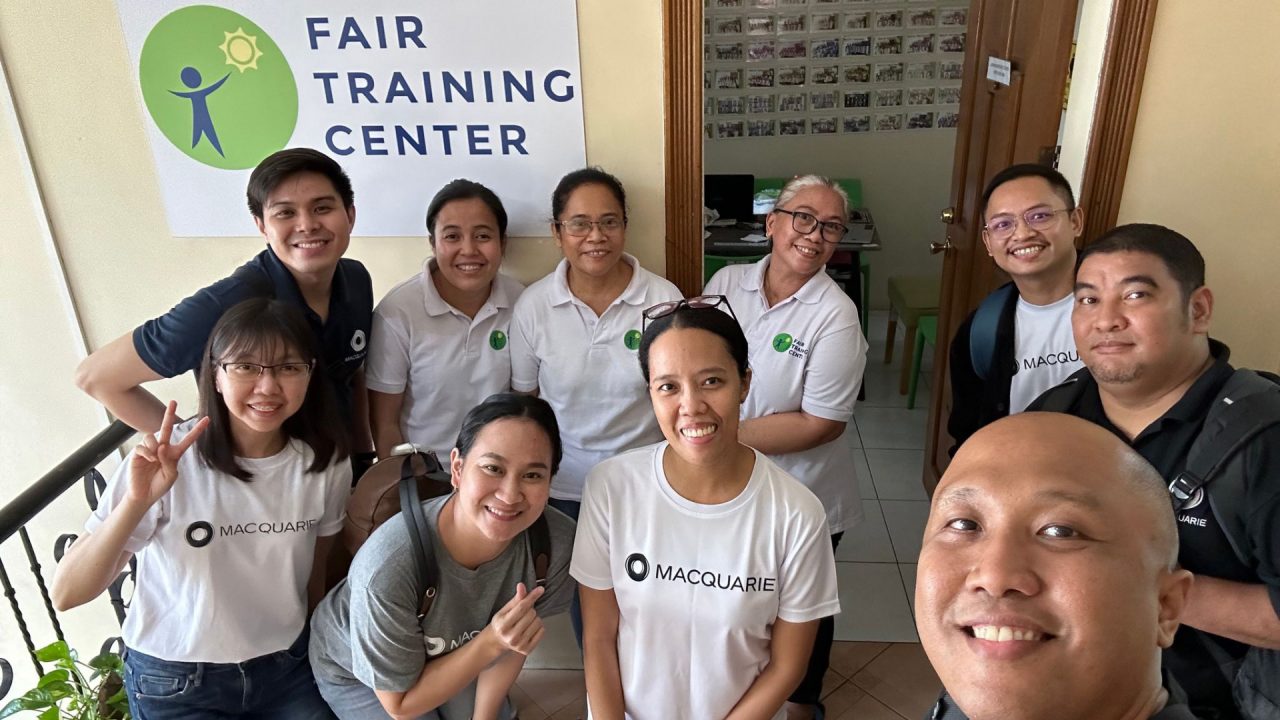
[127,401,209,507]
[485,583,546,656]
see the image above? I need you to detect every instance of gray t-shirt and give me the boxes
[310,494,576,718]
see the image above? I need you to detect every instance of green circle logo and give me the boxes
[139,6,297,169]
[623,330,642,350]
[772,333,794,353]
[489,330,508,351]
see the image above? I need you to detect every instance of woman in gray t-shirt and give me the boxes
[309,394,576,719]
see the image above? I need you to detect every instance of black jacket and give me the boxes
[946,284,1019,456]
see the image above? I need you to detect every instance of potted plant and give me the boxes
[0,641,128,719]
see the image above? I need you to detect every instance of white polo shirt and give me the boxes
[510,254,682,501]
[87,419,351,663]
[365,260,525,458]
[705,257,868,534]
[571,443,840,719]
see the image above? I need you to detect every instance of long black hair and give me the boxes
[196,298,349,480]
[454,393,563,477]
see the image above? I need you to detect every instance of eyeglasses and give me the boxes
[554,217,626,238]
[983,208,1072,240]
[218,360,315,382]
[642,295,738,331]
[773,208,848,244]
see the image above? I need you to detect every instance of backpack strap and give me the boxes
[1029,370,1088,413]
[397,452,443,619]
[530,514,551,587]
[969,283,1016,381]
[1172,369,1280,568]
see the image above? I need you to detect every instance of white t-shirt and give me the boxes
[365,260,525,458]
[1008,293,1083,413]
[509,254,682,501]
[87,419,351,663]
[571,443,840,720]
[705,257,868,534]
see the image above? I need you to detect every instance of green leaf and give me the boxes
[34,641,71,663]
[36,669,70,689]
[87,653,124,677]
[36,707,59,720]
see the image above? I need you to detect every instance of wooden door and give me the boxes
[922,0,1079,491]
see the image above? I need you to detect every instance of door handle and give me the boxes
[939,207,957,224]
[930,239,953,254]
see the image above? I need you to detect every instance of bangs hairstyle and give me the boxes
[775,174,850,221]
[425,178,509,245]
[1078,223,1205,304]
[454,393,564,477]
[246,147,354,219]
[552,167,628,223]
[638,304,749,383]
[196,298,349,481]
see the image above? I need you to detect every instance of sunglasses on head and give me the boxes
[642,295,737,331]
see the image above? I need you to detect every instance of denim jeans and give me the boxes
[547,497,584,649]
[124,628,335,720]
[788,532,844,707]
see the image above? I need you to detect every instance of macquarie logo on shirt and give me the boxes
[424,629,482,657]
[624,552,777,593]
[184,517,321,547]
[1016,349,1080,373]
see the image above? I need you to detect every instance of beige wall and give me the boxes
[705,131,952,310]
[0,0,662,688]
[1118,2,1280,371]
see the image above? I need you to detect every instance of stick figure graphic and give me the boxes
[170,66,230,156]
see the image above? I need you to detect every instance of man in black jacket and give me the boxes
[947,164,1084,455]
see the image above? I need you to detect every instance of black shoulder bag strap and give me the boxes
[969,283,1016,381]
[530,514,551,587]
[397,452,442,619]
[1170,369,1280,568]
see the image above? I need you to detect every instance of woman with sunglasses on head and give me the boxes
[704,174,868,719]
[572,298,840,719]
[52,298,351,720]
[366,179,525,461]
[508,168,681,531]
[308,394,576,720]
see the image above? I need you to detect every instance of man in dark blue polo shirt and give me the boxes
[76,148,374,454]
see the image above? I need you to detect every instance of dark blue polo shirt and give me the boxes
[132,246,373,422]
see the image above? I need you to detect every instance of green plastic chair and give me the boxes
[754,177,787,193]
[908,314,938,410]
[704,254,765,285]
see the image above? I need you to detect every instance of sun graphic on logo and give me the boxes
[219,27,263,73]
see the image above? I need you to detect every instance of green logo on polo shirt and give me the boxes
[623,329,642,350]
[489,330,508,350]
[772,333,794,353]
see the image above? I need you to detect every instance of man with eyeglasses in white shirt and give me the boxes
[946,164,1085,456]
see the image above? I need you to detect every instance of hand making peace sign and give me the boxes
[127,401,210,508]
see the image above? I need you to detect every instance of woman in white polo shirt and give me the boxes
[509,167,681,518]
[367,179,525,461]
[704,174,868,718]
[572,298,839,718]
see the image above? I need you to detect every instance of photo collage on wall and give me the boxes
[704,0,967,140]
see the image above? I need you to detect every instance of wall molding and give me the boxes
[663,0,703,296]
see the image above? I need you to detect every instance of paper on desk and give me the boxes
[740,233,769,243]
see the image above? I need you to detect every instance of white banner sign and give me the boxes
[115,1,586,236]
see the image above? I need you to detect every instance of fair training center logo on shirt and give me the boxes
[623,329,642,350]
[139,6,298,169]
[489,330,508,350]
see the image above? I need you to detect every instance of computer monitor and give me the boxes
[703,174,755,224]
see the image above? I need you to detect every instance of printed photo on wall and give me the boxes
[811,90,838,109]
[810,65,839,84]
[778,66,808,85]
[939,32,966,52]
[874,62,903,83]
[748,119,777,136]
[875,113,904,131]
[714,17,744,35]
[907,87,935,105]
[751,0,778,7]
[937,111,960,127]
[908,111,936,129]
[940,61,964,79]
[779,92,808,112]
[814,0,841,4]
[779,39,808,57]
[937,86,962,104]
[843,36,872,56]
[748,40,777,60]
[780,118,807,135]
[843,90,871,108]
[875,35,904,54]
[875,88,904,107]
[906,61,937,80]
[811,38,840,57]
[811,116,838,134]
[715,0,745,7]
[941,7,969,26]
[843,63,872,82]
[715,42,746,61]
[705,122,714,139]
[716,69,744,88]
[908,8,937,27]
[779,0,808,5]
[747,68,777,87]
[779,14,807,32]
[748,94,777,113]
[875,10,903,29]
[843,114,872,133]
[811,13,839,31]
[717,120,746,138]
[907,34,935,54]
[717,96,747,114]
[748,15,777,34]
[844,11,871,30]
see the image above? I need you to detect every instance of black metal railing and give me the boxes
[0,420,135,701]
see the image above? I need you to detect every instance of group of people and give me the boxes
[43,145,1276,720]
